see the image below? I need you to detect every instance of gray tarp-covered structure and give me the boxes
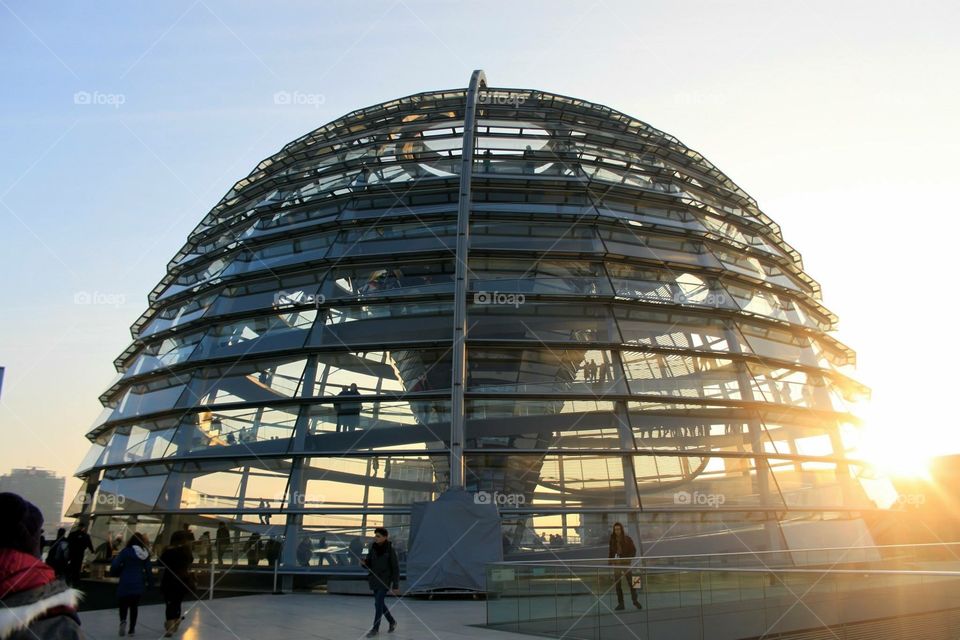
[405,489,502,592]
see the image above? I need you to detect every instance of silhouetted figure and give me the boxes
[264,538,281,568]
[215,522,230,565]
[337,384,362,432]
[66,523,94,586]
[246,533,262,566]
[585,359,597,382]
[353,166,370,190]
[159,530,195,636]
[297,536,313,567]
[45,527,69,577]
[608,522,641,611]
[196,532,212,565]
[523,145,535,175]
[598,361,609,384]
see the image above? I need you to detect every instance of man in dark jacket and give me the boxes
[0,492,82,640]
[362,527,399,637]
[65,523,94,586]
[608,522,642,610]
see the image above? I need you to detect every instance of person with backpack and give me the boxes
[158,530,195,637]
[45,527,69,578]
[362,527,399,637]
[0,493,82,640]
[110,532,154,636]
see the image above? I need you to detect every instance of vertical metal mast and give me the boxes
[450,69,487,490]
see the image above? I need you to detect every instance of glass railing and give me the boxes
[486,544,960,639]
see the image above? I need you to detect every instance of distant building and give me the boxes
[0,467,65,537]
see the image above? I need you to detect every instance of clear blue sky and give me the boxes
[2,0,958,516]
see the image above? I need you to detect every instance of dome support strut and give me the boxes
[450,69,487,490]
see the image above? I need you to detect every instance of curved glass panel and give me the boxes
[467,348,627,395]
[470,257,611,296]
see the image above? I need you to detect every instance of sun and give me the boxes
[853,404,934,480]
[862,442,933,480]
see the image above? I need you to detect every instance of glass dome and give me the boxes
[72,76,879,574]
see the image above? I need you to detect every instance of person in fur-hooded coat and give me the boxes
[0,492,82,640]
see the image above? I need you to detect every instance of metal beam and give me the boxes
[450,69,487,489]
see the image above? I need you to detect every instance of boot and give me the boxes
[173,617,183,633]
[163,620,175,637]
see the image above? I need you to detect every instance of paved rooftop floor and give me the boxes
[78,593,534,640]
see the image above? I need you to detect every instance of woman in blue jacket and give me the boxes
[110,532,154,636]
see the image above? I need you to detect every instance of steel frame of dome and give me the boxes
[72,70,880,575]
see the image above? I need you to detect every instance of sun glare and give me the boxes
[855,405,934,480]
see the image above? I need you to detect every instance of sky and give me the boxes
[1,0,958,519]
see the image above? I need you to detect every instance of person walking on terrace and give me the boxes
[362,527,399,636]
[608,522,642,611]
[158,530,196,637]
[110,532,154,636]
[65,522,94,586]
